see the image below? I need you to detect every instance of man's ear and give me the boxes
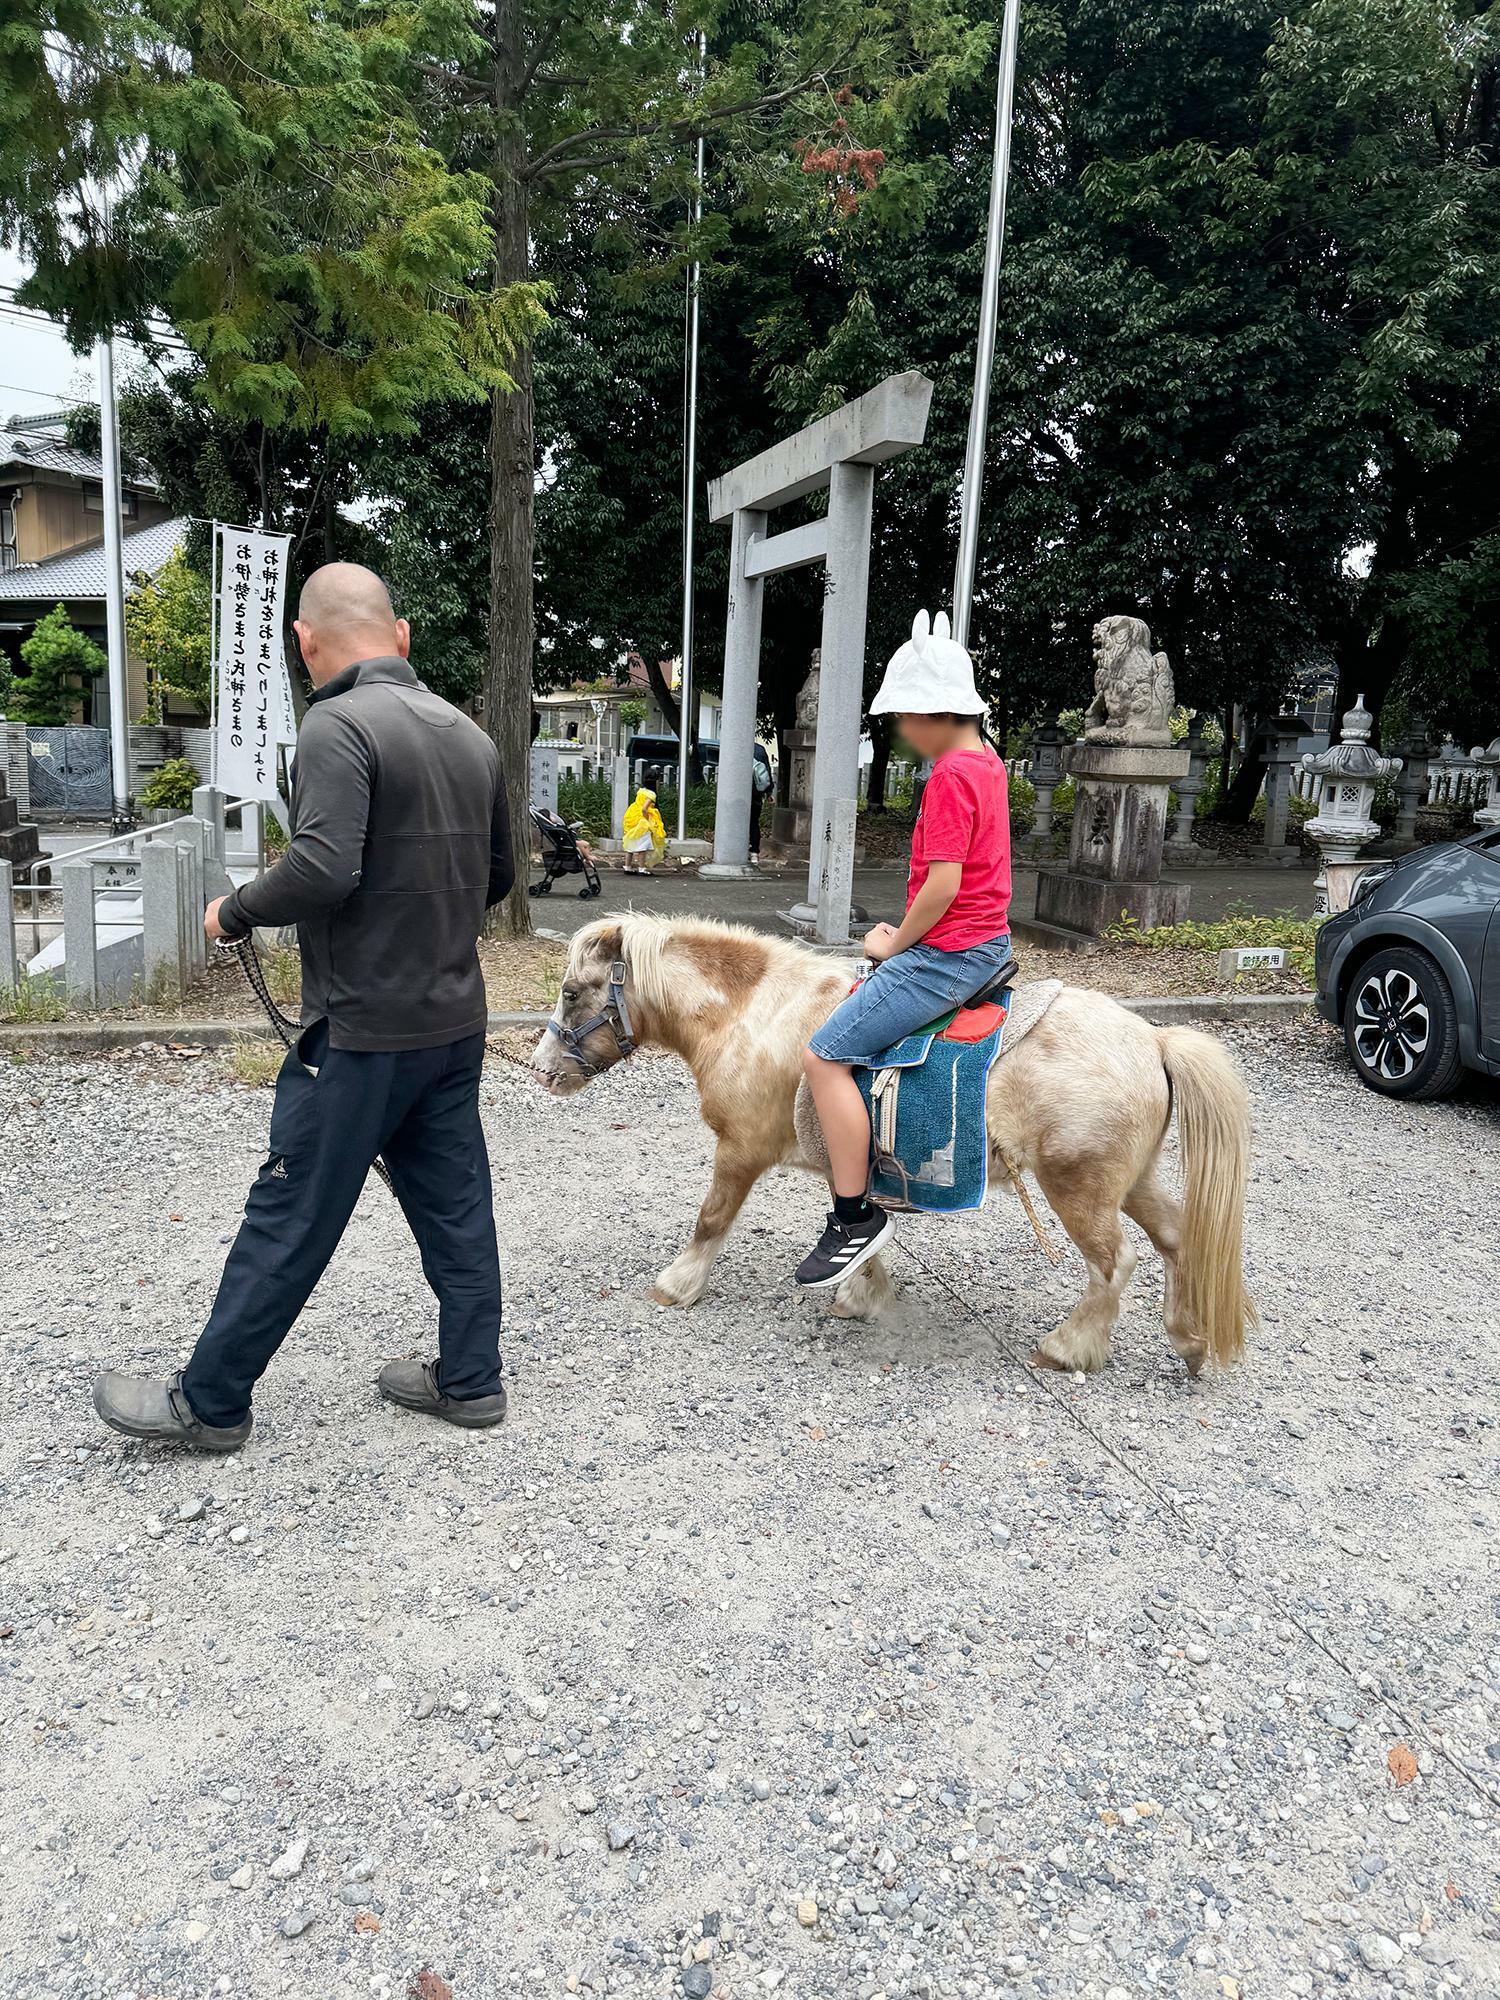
[394,618,411,660]
[292,618,313,666]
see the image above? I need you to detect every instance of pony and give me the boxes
[530,914,1257,1375]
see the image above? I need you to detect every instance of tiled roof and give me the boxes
[0,515,188,601]
[0,436,109,481]
[0,417,160,490]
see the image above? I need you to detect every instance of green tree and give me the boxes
[5,0,982,933]
[13,605,106,724]
[411,0,986,928]
[125,545,212,719]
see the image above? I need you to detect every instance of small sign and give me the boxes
[92,858,141,886]
[1217,944,1288,979]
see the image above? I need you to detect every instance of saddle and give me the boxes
[794,975,1063,1215]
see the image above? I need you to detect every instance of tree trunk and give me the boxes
[484,6,536,939]
[867,715,891,810]
[642,652,682,740]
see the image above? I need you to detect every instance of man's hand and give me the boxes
[863,921,901,962]
[204,895,229,944]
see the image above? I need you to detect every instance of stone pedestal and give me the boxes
[1249,716,1312,863]
[770,724,817,852]
[0,766,48,880]
[1034,741,1190,937]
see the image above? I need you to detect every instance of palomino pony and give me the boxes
[531,914,1256,1375]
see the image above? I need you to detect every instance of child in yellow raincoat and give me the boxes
[622,787,666,875]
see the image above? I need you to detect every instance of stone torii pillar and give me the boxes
[702,373,933,939]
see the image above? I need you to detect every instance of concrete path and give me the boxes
[527,860,1317,942]
[0,1018,1494,1999]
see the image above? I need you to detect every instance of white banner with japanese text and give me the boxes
[211,524,297,801]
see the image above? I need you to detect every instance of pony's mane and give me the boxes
[569,910,842,1018]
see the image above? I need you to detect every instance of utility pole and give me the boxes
[676,30,707,842]
[952,0,1022,651]
[97,337,133,830]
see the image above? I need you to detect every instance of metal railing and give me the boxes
[3,785,269,1008]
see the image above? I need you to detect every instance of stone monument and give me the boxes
[1474,735,1500,831]
[769,652,821,852]
[0,758,47,880]
[1300,694,1402,912]
[1034,616,1190,938]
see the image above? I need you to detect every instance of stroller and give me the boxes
[528,805,603,898]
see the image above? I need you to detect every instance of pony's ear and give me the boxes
[587,921,624,962]
[932,611,951,643]
[910,610,930,656]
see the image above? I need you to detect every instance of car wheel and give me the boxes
[1342,945,1464,1100]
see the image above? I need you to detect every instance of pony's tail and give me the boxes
[1158,1027,1258,1368]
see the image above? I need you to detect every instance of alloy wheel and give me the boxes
[1351,967,1430,1082]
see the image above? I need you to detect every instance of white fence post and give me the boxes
[142,840,187,999]
[192,784,227,866]
[60,860,98,1006]
[0,859,15,997]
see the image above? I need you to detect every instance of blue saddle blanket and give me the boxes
[854,992,1010,1214]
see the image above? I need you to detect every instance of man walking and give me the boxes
[94,563,513,1449]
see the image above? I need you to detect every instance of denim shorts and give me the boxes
[808,933,1016,1067]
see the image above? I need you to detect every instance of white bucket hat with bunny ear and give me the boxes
[868,611,987,717]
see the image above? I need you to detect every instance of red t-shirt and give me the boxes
[906,746,1012,951]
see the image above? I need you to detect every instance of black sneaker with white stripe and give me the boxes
[794,1204,895,1290]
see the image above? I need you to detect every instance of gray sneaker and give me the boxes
[93,1371,252,1451]
[377,1358,508,1429]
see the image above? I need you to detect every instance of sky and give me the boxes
[0,249,176,421]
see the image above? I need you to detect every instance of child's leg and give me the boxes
[802,1049,872,1197]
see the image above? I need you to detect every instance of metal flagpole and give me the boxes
[952,0,1022,652]
[97,337,133,829]
[676,30,707,844]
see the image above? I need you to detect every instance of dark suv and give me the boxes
[1315,825,1500,1098]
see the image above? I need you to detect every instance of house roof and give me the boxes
[0,412,160,491]
[0,514,188,602]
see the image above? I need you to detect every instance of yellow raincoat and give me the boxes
[622,788,666,865]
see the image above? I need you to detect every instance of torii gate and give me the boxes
[701,371,934,942]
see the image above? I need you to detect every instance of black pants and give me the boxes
[182,1021,502,1428]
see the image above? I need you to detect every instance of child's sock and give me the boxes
[833,1191,876,1227]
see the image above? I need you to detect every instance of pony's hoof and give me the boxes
[647,1284,695,1309]
[1029,1345,1071,1372]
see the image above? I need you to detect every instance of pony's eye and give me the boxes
[562,986,578,1003]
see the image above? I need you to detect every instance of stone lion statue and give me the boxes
[1083,615,1175,746]
[795,651,821,731]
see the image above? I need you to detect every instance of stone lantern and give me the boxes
[1025,718,1067,852]
[1473,736,1500,829]
[1387,724,1431,849]
[1164,716,1211,866]
[1300,694,1402,914]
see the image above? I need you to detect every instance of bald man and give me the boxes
[93,562,514,1448]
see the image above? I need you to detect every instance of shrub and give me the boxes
[1105,906,1322,983]
[139,757,202,815]
[12,604,105,724]
[557,777,612,837]
[554,777,718,841]
[0,970,66,1023]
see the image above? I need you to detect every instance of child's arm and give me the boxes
[868,862,962,958]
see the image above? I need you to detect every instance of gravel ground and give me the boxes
[1,1018,1496,2000]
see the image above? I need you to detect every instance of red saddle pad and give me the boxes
[940,999,1008,1044]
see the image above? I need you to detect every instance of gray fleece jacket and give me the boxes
[219,656,514,1051]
